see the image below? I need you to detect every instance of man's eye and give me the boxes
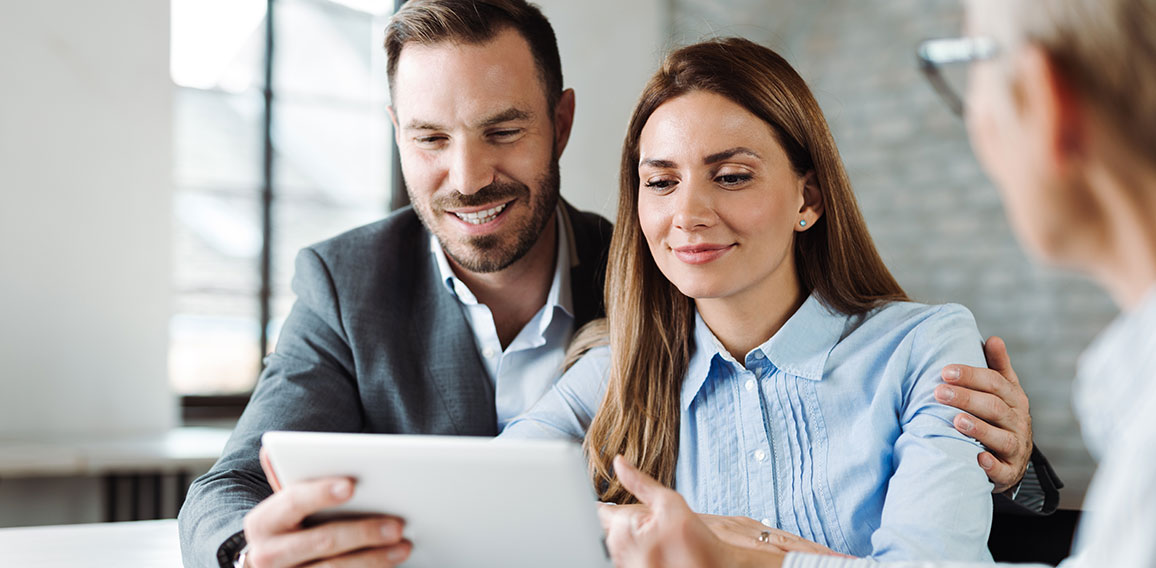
[490,129,522,139]
[414,135,447,145]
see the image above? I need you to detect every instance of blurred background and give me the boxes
[0,0,1109,527]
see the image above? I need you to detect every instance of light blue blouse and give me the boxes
[501,295,994,562]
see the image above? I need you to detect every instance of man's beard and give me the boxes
[413,158,560,274]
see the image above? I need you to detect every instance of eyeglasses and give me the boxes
[916,37,999,117]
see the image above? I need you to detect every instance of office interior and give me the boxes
[0,0,1108,561]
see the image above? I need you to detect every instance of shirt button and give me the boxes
[483,347,497,358]
[761,518,772,527]
[754,449,767,462]
[744,379,756,392]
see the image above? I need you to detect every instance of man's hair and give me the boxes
[1012,0,1156,154]
[384,0,563,110]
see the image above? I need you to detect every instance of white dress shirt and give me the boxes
[787,287,1156,567]
[430,207,574,430]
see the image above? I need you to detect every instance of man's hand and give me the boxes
[934,336,1033,493]
[240,447,412,568]
[598,455,785,568]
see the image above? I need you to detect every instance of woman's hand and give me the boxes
[698,515,850,557]
[598,455,787,568]
[600,506,847,557]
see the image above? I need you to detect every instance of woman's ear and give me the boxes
[796,171,824,231]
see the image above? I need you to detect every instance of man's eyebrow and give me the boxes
[404,119,442,131]
[703,147,762,164]
[475,107,533,128]
[639,158,677,169]
[403,108,534,132]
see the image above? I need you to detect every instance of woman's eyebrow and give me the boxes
[639,158,677,169]
[703,147,761,164]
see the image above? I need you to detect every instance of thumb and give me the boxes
[983,336,1017,382]
[613,455,666,506]
[259,446,283,492]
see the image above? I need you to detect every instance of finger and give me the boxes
[598,503,630,531]
[259,447,283,493]
[298,540,413,568]
[250,519,405,568]
[244,477,356,538]
[976,451,1020,493]
[954,412,1020,460]
[982,336,1019,384]
[940,365,1019,408]
[612,455,668,508]
[936,384,1018,427]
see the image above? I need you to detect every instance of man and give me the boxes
[601,0,1155,566]
[177,1,1053,567]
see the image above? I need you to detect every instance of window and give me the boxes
[169,0,399,410]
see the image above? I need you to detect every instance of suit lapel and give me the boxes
[412,237,498,436]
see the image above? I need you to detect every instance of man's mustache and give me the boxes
[434,180,529,210]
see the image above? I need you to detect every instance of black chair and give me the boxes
[988,509,1081,565]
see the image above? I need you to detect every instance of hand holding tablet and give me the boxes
[257,431,611,568]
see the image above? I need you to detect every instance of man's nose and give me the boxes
[447,140,496,195]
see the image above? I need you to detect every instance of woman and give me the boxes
[501,37,993,561]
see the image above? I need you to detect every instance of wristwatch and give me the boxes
[232,544,249,568]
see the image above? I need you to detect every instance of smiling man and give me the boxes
[177,1,1055,567]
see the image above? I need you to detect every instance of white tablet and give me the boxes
[261,431,611,568]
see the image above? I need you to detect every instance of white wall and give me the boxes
[0,1,175,438]
[536,0,669,221]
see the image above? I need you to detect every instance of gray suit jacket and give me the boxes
[178,203,613,568]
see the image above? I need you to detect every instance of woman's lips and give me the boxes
[672,243,734,264]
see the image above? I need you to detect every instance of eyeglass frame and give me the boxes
[916,36,1000,117]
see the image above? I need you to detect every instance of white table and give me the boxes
[0,427,233,522]
[0,519,180,568]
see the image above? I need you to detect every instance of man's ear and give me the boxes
[553,88,576,157]
[796,171,824,231]
[1016,45,1087,171]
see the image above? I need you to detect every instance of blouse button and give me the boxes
[744,379,756,392]
[754,449,768,462]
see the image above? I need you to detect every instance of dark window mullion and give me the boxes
[259,0,276,366]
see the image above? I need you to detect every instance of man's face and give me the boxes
[390,28,563,274]
[964,0,1097,265]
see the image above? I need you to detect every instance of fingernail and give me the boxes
[979,454,994,470]
[943,367,961,381]
[936,385,955,402]
[331,479,352,498]
[388,546,409,563]
[382,520,400,540]
[957,416,974,433]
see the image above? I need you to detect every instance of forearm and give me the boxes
[178,465,270,568]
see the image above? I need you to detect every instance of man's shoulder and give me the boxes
[561,201,614,261]
[309,207,425,260]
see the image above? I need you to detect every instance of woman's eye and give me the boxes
[716,173,752,186]
[644,179,676,190]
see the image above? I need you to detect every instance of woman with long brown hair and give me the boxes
[502,37,993,561]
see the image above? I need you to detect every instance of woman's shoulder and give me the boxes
[856,300,979,337]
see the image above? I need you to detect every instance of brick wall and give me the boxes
[670,0,1114,507]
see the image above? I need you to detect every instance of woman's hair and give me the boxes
[583,37,908,503]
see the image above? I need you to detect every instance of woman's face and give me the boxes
[637,91,819,305]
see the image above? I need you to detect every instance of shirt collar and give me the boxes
[680,294,847,411]
[429,206,574,323]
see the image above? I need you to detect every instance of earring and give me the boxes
[799,219,807,228]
